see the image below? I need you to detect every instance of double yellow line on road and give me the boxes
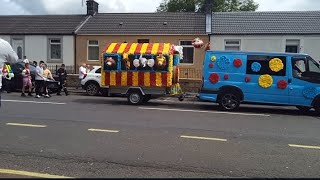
[0,168,72,178]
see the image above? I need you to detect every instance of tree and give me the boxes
[157,0,196,12]
[156,0,259,12]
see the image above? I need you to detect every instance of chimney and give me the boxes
[87,0,99,16]
[205,0,213,34]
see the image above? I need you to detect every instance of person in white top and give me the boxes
[35,60,48,98]
[78,63,87,89]
[0,38,18,107]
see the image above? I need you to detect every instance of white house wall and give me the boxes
[25,35,47,62]
[0,35,10,42]
[1,35,74,66]
[210,35,320,60]
[62,35,74,66]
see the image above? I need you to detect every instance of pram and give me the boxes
[44,78,68,96]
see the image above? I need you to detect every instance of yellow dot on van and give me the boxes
[269,58,284,72]
[211,56,217,61]
[259,74,273,88]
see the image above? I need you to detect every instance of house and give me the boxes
[75,11,209,78]
[0,14,88,67]
[209,11,320,60]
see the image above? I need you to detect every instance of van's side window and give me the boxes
[292,58,306,78]
[246,55,287,76]
[292,56,320,83]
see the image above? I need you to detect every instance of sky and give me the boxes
[0,0,320,15]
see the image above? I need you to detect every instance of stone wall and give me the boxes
[66,74,81,87]
[179,79,202,93]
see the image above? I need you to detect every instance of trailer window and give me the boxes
[246,55,287,76]
[103,55,119,71]
[120,54,169,72]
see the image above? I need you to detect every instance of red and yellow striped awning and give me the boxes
[103,43,173,55]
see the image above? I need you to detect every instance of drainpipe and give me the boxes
[205,0,212,34]
[74,33,77,74]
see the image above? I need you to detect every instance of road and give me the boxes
[0,92,320,178]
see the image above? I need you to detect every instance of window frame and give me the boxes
[47,37,63,63]
[87,40,100,61]
[224,39,241,51]
[179,40,195,65]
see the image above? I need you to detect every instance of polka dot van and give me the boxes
[198,51,320,113]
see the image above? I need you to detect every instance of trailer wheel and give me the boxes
[127,91,143,105]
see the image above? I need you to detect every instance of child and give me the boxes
[21,63,32,97]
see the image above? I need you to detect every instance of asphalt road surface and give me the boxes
[0,92,320,178]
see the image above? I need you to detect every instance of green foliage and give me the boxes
[157,0,259,12]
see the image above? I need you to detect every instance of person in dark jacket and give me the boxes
[56,64,68,96]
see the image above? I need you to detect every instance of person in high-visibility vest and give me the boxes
[0,38,18,107]
[1,63,14,93]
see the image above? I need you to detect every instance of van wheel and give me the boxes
[296,106,311,113]
[313,98,320,115]
[218,92,240,111]
[127,91,143,105]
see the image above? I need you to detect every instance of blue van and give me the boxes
[198,51,320,113]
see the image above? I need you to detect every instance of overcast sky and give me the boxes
[0,0,320,15]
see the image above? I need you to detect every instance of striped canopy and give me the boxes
[103,43,173,55]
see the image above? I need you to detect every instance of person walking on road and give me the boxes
[35,61,48,98]
[77,63,87,89]
[0,38,18,107]
[56,64,68,96]
[21,63,33,97]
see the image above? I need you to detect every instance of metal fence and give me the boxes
[180,68,202,80]
[47,65,78,74]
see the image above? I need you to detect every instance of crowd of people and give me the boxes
[20,61,68,98]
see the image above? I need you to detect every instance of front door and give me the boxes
[289,56,320,106]
[12,39,24,61]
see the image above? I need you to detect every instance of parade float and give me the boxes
[100,43,184,105]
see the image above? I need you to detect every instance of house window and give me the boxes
[286,40,300,53]
[225,40,241,51]
[49,38,62,60]
[138,39,150,43]
[180,40,194,64]
[88,40,99,61]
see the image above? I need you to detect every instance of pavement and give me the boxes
[0,92,320,178]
